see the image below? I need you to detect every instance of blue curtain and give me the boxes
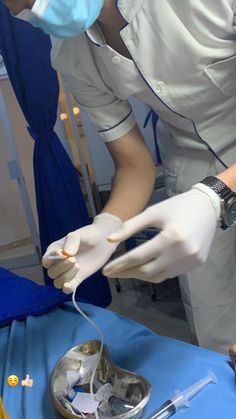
[0,5,111,307]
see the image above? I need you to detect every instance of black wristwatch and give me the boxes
[200,176,236,230]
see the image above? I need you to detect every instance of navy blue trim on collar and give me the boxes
[85,30,101,47]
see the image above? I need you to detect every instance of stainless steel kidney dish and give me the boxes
[50,340,151,419]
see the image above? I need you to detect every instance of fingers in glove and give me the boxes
[63,273,83,294]
[63,231,81,256]
[107,208,157,243]
[107,255,179,284]
[103,237,161,276]
[105,224,190,276]
[108,265,168,284]
[107,258,159,280]
[42,248,65,269]
[126,253,190,282]
[48,257,77,280]
[104,229,175,276]
[53,263,80,290]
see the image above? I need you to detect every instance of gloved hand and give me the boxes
[103,185,221,283]
[42,213,122,294]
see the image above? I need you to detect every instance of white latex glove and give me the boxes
[103,185,221,283]
[42,213,122,294]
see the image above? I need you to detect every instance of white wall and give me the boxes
[0,79,37,246]
[0,79,76,248]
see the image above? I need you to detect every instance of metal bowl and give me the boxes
[50,340,151,419]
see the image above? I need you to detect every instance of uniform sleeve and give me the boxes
[61,72,136,143]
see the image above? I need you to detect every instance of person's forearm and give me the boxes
[102,164,156,221]
[216,163,236,192]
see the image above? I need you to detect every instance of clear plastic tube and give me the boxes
[72,288,104,419]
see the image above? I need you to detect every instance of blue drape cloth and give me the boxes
[1,300,235,418]
[0,5,111,307]
[0,267,71,328]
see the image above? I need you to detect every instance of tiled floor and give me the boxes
[10,264,193,345]
[109,279,192,343]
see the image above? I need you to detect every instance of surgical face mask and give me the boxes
[16,0,104,38]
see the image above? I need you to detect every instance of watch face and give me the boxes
[225,199,236,226]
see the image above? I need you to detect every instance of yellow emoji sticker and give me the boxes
[7,375,19,387]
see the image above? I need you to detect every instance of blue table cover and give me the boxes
[1,302,236,418]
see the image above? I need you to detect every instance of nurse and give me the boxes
[5,0,236,354]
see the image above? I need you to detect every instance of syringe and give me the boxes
[145,371,217,419]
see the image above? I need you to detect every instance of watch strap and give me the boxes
[200,176,235,201]
[198,176,236,230]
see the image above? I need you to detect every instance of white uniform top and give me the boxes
[50,0,236,165]
[17,0,236,352]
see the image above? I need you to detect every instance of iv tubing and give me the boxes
[72,288,104,419]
